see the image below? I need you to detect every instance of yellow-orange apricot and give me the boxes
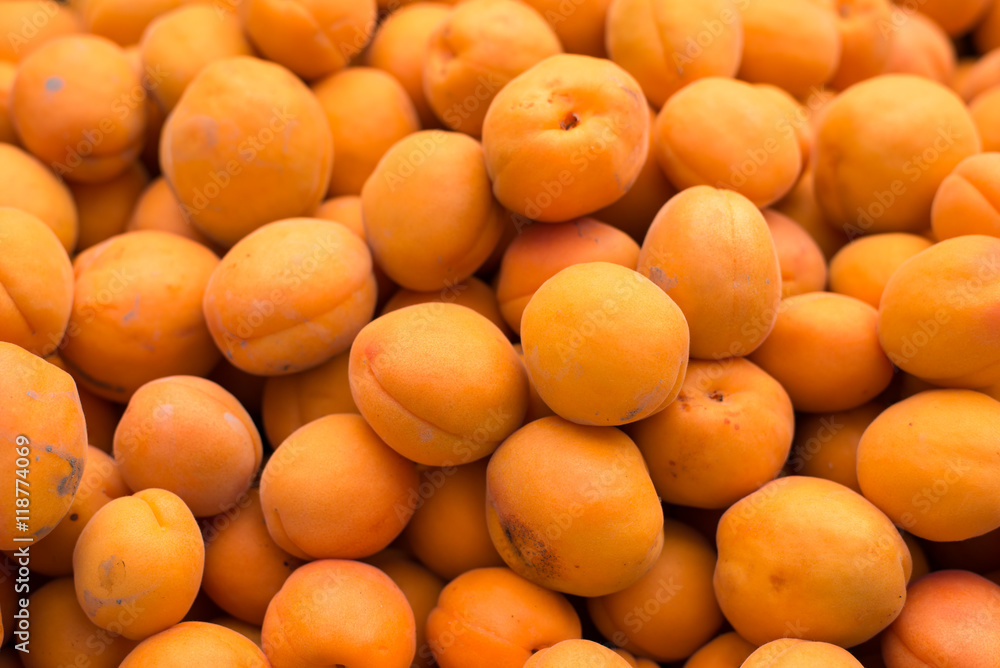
[774,169,850,259]
[714,476,911,647]
[827,0,893,91]
[0,2,80,62]
[312,195,364,238]
[161,56,333,247]
[525,640,633,667]
[763,209,828,297]
[910,0,993,37]
[210,617,262,647]
[682,632,757,668]
[349,302,528,465]
[787,402,883,492]
[517,0,611,57]
[828,233,934,308]
[0,143,78,252]
[954,46,1000,102]
[383,276,509,334]
[125,177,216,248]
[754,85,812,164]
[0,62,17,144]
[426,567,581,667]
[70,161,148,251]
[73,488,204,640]
[970,85,1000,152]
[628,357,794,509]
[932,152,1000,239]
[613,649,661,668]
[78,0,186,46]
[482,54,650,221]
[120,621,269,667]
[44,354,123,454]
[903,533,931,582]
[496,218,640,335]
[0,342,87,549]
[884,10,956,83]
[513,343,557,424]
[741,639,864,667]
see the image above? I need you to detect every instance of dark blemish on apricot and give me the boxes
[560,112,580,131]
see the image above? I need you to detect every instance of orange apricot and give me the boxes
[628,357,794,509]
[259,413,419,559]
[883,10,956,84]
[828,233,934,308]
[0,62,17,144]
[857,389,1000,541]
[714,476,911,647]
[970,85,1000,152]
[0,143,78,252]
[312,195,364,237]
[69,161,148,251]
[120,621,268,667]
[787,402,883,492]
[748,292,894,412]
[262,559,416,668]
[349,302,528,465]
[975,0,1000,52]
[383,276,508,334]
[754,85,812,164]
[161,56,333,247]
[910,0,993,37]
[827,0,893,91]
[518,0,611,57]
[0,1,81,62]
[902,533,931,582]
[496,218,640,335]
[683,632,757,668]
[614,649,661,668]
[513,343,557,424]
[525,640,633,667]
[125,176,216,248]
[78,0,186,46]
[877,235,1000,387]
[0,342,87,549]
[482,54,650,221]
[931,152,1000,239]
[774,169,850,260]
[423,0,562,137]
[955,49,1000,102]
[486,416,663,596]
[73,488,204,640]
[209,617,262,647]
[763,209,828,297]
[653,79,801,207]
[426,566,581,667]
[741,639,864,667]
[588,519,724,662]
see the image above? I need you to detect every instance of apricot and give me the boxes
[210,617,262,647]
[0,342,87,549]
[629,357,794,509]
[956,50,1000,101]
[589,519,723,661]
[349,302,528,465]
[403,459,505,580]
[0,62,17,145]
[878,235,1000,387]
[519,0,612,57]
[714,476,911,647]
[383,276,508,334]
[60,230,220,402]
[203,218,376,376]
[931,153,1000,239]
[426,567,581,667]
[763,209,828,298]
[73,488,204,640]
[827,0,893,91]
[0,143,78,252]
[813,75,981,235]
[970,85,1000,152]
[525,640,632,667]
[423,0,562,137]
[496,218,641,335]
[78,0,186,46]
[365,2,452,128]
[139,4,254,113]
[741,639,864,667]
[754,85,812,164]
[262,355,354,451]
[125,176,215,248]
[482,54,649,221]
[857,389,1000,541]
[683,632,757,668]
[239,0,377,81]
[787,402,882,493]
[884,10,956,84]
[29,447,129,576]
[882,570,1000,668]
[0,208,73,356]
[513,343,557,424]
[70,161,148,251]
[738,0,840,97]
[774,169,850,260]
[748,292,894,412]
[0,1,81,62]
[653,79,801,207]
[22,577,137,668]
[975,0,1000,52]
[828,233,934,308]
[912,0,993,37]
[614,649,661,668]
[120,621,268,667]
[161,56,333,247]
[312,195,364,237]
[486,416,663,596]
[638,187,781,358]
[262,559,416,668]
[260,413,419,559]
[12,34,146,184]
[362,131,505,290]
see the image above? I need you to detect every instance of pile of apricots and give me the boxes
[1,0,1000,666]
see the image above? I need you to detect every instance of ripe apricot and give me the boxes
[525,640,633,667]
[0,143,78,252]
[0,2,81,62]
[383,276,508,334]
[238,0,377,81]
[203,218,376,376]
[139,4,254,113]
[975,0,1000,52]
[426,567,581,667]
[486,416,663,596]
[882,570,1000,668]
[78,0,185,46]
[349,302,528,465]
[210,617,262,647]
[403,459,505,580]
[423,0,562,137]
[911,0,992,37]
[161,56,333,247]
[614,648,663,668]
[774,169,850,260]
[683,632,757,668]
[931,152,1000,239]
[22,577,137,668]
[312,195,364,237]
[366,552,445,668]
[877,235,1000,387]
[714,476,911,647]
[125,176,215,248]
[73,488,204,640]
[827,0,893,91]
[60,230,220,402]
[638,187,781,358]
[482,54,650,221]
[787,402,883,493]
[0,61,17,145]
[496,218,640,335]
[518,0,611,57]
[0,342,87,549]
[70,161,147,251]
[260,413,419,559]
[741,639,864,667]
[0,208,73,356]
[29,447,129,576]
[754,85,812,164]
[262,559,416,668]
[748,292,894,412]
[812,75,981,235]
[362,131,505,290]
[884,10,956,84]
[629,357,794,509]
[589,519,723,661]
[970,85,1000,152]
[828,233,934,308]
[513,343,557,424]
[12,34,146,184]
[764,209,828,298]
[120,621,268,667]
[857,389,1000,542]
